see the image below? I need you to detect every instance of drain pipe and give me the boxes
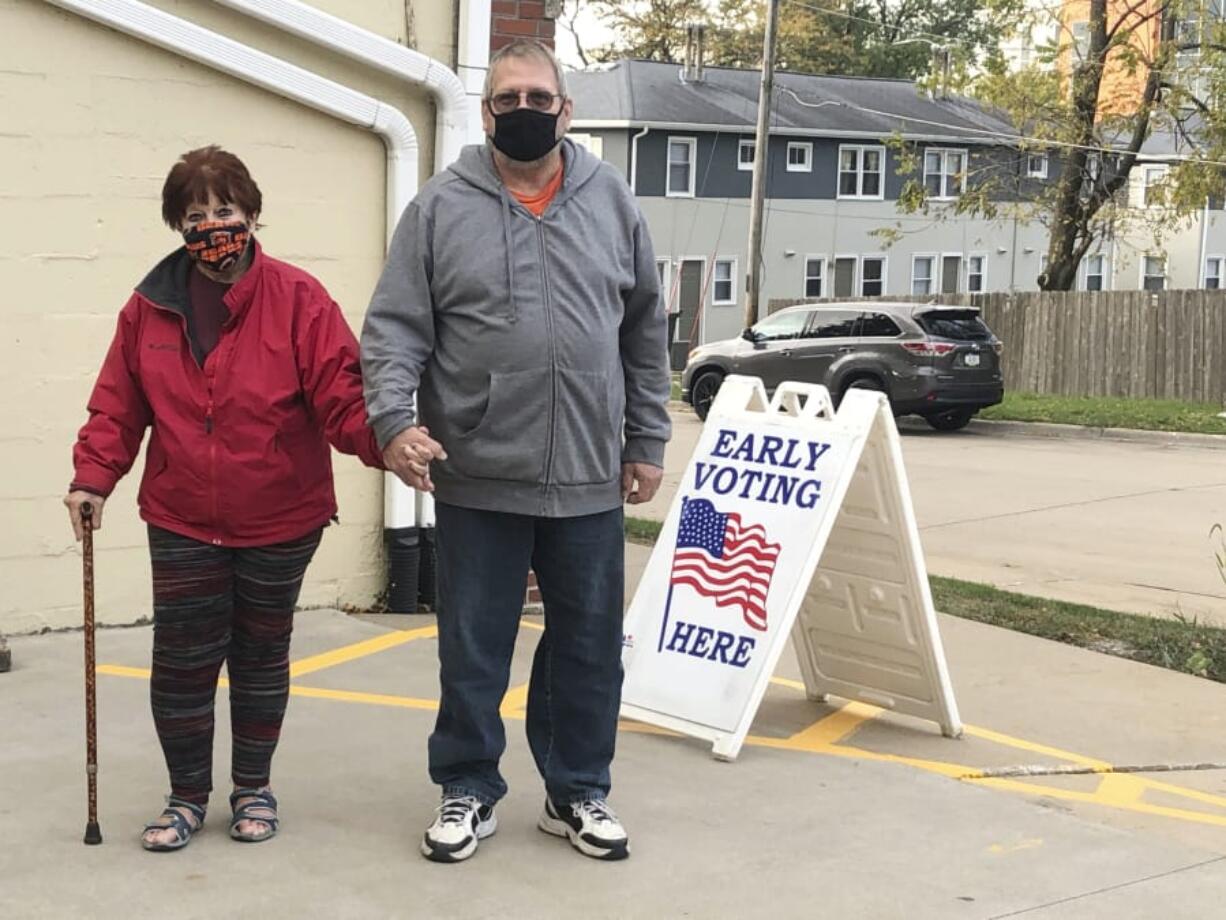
[42,0,422,607]
[207,0,474,165]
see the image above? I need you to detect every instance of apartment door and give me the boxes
[672,259,704,370]
[941,255,962,294]
[833,257,857,298]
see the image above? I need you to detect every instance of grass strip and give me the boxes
[980,392,1226,436]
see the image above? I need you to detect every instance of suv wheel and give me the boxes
[925,408,975,432]
[838,376,885,406]
[691,370,724,421]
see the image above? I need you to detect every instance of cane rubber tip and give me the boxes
[84,822,102,845]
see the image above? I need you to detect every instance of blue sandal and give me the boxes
[141,798,206,852]
[229,788,279,842]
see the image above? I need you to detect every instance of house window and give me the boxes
[1206,256,1223,289]
[967,254,986,292]
[1143,255,1166,291]
[569,133,604,158]
[1084,253,1105,291]
[804,257,825,298]
[1027,154,1049,179]
[912,255,935,295]
[1142,166,1168,206]
[738,138,755,172]
[712,258,736,304]
[667,137,697,197]
[656,259,675,312]
[786,142,813,172]
[1071,20,1090,59]
[860,256,886,296]
[839,145,884,199]
[923,149,967,199]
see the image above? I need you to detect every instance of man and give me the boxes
[360,40,671,864]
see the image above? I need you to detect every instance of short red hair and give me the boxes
[161,145,262,228]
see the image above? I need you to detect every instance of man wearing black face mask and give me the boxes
[361,40,672,864]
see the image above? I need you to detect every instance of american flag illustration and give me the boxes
[670,498,781,632]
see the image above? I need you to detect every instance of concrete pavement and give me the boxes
[7,560,1226,917]
[651,408,1226,625]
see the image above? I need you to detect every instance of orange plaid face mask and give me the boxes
[183,220,251,272]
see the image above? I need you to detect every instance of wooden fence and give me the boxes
[767,290,1226,403]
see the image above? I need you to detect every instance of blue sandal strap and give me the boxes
[229,788,279,831]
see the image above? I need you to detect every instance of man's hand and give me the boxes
[383,426,448,493]
[621,462,663,505]
[64,491,106,542]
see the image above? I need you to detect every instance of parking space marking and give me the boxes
[97,621,1226,833]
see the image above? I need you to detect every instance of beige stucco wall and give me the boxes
[0,0,457,632]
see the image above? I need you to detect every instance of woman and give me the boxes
[65,146,385,851]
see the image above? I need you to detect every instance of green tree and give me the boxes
[891,0,1226,290]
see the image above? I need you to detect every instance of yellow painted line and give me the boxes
[1095,773,1149,805]
[289,624,438,678]
[520,620,545,632]
[500,682,530,716]
[97,664,152,679]
[972,776,1226,829]
[1141,777,1226,811]
[289,684,438,711]
[961,724,1112,771]
[988,838,1044,855]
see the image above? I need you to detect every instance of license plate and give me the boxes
[964,353,980,367]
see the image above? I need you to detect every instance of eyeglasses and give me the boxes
[487,90,564,115]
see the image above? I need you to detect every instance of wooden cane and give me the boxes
[82,503,102,845]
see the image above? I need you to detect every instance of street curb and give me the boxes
[0,637,10,673]
[932,418,1226,450]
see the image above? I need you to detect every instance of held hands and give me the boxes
[383,426,448,493]
[622,462,663,505]
[64,491,106,542]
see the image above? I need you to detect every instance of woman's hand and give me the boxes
[64,491,106,542]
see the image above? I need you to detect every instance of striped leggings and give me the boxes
[147,525,322,806]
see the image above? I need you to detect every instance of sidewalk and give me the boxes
[5,547,1226,917]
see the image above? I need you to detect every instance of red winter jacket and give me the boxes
[72,242,384,546]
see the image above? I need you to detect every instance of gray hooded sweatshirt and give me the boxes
[360,139,672,518]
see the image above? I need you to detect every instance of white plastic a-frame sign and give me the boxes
[620,375,961,761]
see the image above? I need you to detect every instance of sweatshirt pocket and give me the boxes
[553,368,620,486]
[450,368,550,482]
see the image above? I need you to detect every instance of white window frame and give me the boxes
[1141,254,1167,290]
[569,133,604,158]
[859,255,888,297]
[803,255,826,299]
[832,254,859,298]
[1142,165,1169,207]
[656,258,676,314]
[1082,253,1108,291]
[838,144,886,200]
[911,254,937,296]
[923,147,969,200]
[786,141,813,173]
[1070,20,1090,60]
[737,138,755,172]
[712,257,737,306]
[666,136,697,198]
[1027,153,1049,179]
[966,252,988,293]
[1205,255,1225,289]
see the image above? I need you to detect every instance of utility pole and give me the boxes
[744,0,782,330]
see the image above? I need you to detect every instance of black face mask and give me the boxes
[490,108,561,163]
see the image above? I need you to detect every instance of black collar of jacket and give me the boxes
[135,239,264,320]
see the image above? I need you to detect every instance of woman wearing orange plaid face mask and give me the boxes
[64,145,393,851]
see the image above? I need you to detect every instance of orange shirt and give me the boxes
[511,167,564,217]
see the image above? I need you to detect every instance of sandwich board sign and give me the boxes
[620,375,961,761]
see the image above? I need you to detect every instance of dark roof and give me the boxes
[567,59,1017,143]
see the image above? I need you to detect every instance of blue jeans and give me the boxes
[428,502,625,806]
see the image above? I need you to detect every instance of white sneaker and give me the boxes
[539,797,630,861]
[421,794,497,863]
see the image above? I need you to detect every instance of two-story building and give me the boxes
[567,58,1226,361]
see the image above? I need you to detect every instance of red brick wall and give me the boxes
[491,0,556,51]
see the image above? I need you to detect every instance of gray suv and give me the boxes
[681,302,1004,431]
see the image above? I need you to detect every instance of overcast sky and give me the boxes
[555,7,615,70]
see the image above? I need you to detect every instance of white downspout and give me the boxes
[629,125,649,193]
[1199,196,1211,288]
[207,0,473,166]
[42,0,422,592]
[457,0,494,143]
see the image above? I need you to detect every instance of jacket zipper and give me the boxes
[537,216,558,514]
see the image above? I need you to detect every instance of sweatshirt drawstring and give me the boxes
[500,190,520,323]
